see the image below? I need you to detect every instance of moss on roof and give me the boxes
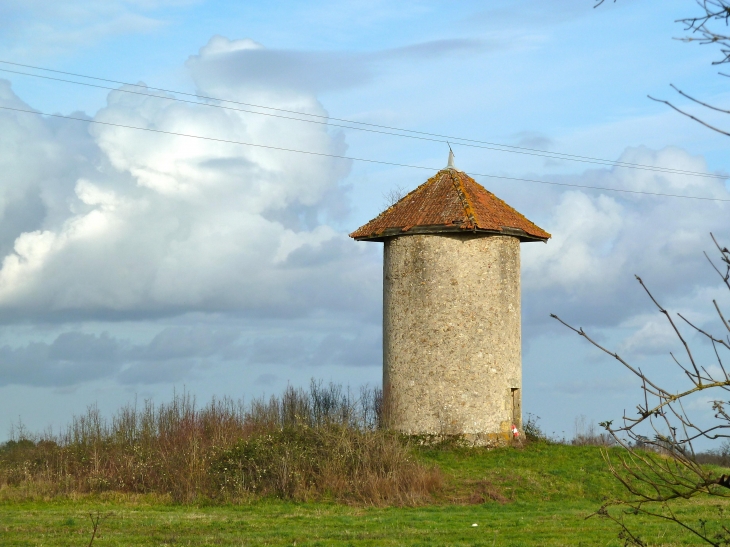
[350,168,550,242]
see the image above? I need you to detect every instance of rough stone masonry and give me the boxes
[350,152,550,445]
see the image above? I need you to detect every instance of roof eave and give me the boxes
[351,224,549,243]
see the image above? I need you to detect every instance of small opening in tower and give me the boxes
[510,388,521,428]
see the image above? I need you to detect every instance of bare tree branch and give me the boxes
[676,0,730,65]
[596,2,730,138]
[671,84,730,113]
[648,95,730,137]
[635,275,702,381]
[550,313,667,395]
[677,312,730,349]
[552,234,730,544]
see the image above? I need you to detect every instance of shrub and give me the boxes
[523,413,548,444]
[212,424,441,505]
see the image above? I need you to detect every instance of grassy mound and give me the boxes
[0,383,660,508]
[419,442,626,504]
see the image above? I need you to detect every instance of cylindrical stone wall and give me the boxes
[383,233,521,443]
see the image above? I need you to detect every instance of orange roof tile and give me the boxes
[350,168,550,242]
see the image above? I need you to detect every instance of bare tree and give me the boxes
[552,234,730,546]
[596,0,730,137]
[382,184,408,209]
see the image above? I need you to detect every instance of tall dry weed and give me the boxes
[0,381,438,505]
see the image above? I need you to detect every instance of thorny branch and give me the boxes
[552,234,730,546]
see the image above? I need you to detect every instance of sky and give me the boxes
[0,0,729,442]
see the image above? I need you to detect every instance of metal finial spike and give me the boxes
[447,144,456,169]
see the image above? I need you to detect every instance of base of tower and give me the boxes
[404,431,521,448]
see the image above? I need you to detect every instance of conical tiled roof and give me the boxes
[350,167,550,242]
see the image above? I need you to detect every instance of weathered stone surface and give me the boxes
[383,233,521,442]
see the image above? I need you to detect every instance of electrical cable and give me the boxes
[1,66,721,180]
[0,59,726,181]
[1,104,728,203]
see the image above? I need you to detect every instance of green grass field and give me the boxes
[1,443,720,546]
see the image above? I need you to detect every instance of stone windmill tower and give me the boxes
[350,152,550,444]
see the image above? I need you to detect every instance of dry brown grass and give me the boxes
[0,382,441,505]
[465,479,509,504]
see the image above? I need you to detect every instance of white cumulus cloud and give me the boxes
[523,145,730,328]
[0,36,378,322]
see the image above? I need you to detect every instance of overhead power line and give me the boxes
[1,104,727,203]
[0,60,726,181]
